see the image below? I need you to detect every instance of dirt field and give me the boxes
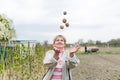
[72,54,120,80]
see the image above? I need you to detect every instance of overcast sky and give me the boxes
[0,0,120,44]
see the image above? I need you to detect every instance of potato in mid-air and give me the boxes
[60,25,64,29]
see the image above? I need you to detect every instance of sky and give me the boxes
[0,0,120,44]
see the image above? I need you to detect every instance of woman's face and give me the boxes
[54,37,65,49]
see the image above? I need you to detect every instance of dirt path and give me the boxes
[72,54,120,80]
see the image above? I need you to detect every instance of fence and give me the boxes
[0,41,47,80]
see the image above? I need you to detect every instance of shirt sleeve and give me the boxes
[43,50,58,68]
[65,51,80,69]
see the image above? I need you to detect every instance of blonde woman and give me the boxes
[43,35,80,80]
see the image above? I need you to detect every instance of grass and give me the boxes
[77,47,120,55]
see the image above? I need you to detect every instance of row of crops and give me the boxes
[0,41,50,80]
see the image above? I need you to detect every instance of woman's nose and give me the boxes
[58,40,61,42]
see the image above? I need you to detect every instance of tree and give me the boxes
[43,40,48,47]
[0,14,16,41]
[96,40,102,46]
[87,39,95,46]
[108,38,120,47]
[77,39,84,45]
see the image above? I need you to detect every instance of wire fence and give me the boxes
[0,41,48,80]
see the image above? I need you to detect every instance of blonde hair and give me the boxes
[53,35,66,44]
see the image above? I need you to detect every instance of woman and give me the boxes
[42,35,80,80]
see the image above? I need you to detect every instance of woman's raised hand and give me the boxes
[53,44,60,54]
[70,44,80,57]
[52,44,60,60]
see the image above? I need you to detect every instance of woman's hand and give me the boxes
[53,44,60,60]
[70,44,80,57]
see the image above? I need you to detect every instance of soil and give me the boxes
[72,54,120,80]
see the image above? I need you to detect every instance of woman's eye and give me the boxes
[56,39,64,42]
[56,40,59,41]
[61,40,63,41]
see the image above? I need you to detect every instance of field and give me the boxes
[0,47,120,80]
[72,47,120,80]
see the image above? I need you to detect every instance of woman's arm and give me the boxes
[66,53,80,69]
[66,44,80,68]
[43,50,58,68]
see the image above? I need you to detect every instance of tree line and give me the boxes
[77,38,120,47]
